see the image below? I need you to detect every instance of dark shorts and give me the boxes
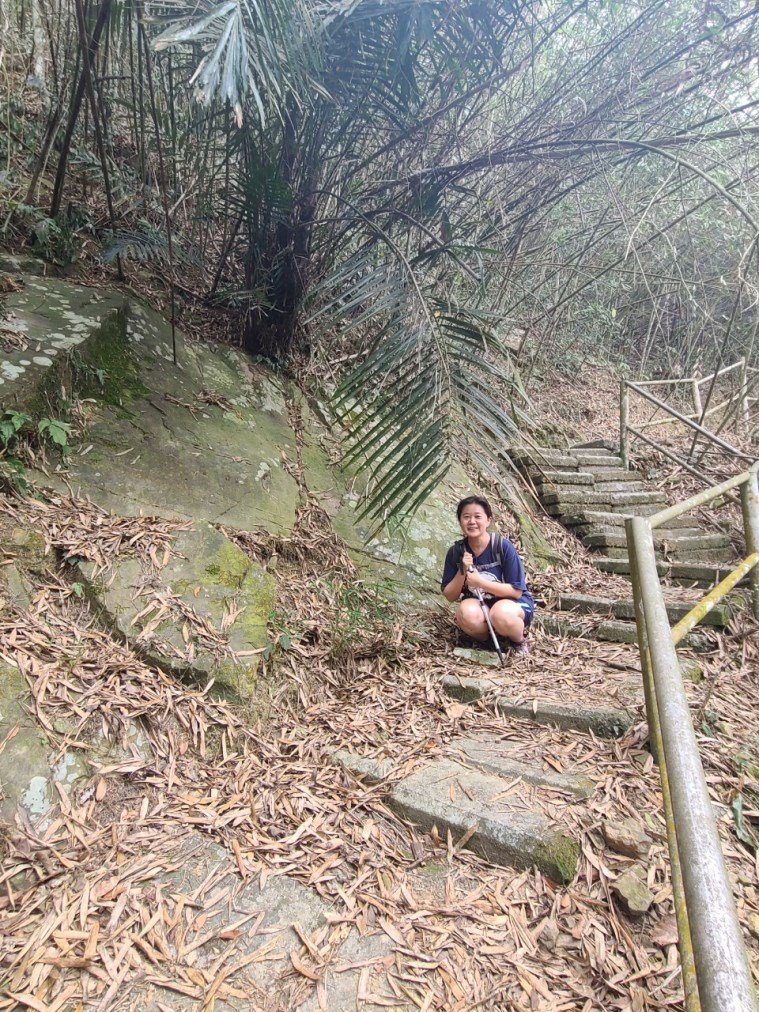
[516,598,534,627]
[465,594,534,626]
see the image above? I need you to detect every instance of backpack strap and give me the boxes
[454,538,468,571]
[491,532,504,574]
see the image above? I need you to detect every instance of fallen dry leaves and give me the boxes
[0,484,757,1011]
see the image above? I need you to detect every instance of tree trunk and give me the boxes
[50,0,113,218]
[242,193,316,361]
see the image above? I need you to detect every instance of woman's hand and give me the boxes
[465,569,486,590]
[461,551,473,572]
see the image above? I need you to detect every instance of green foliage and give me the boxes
[37,417,71,449]
[0,456,29,493]
[0,410,70,457]
[100,221,201,268]
[21,208,89,267]
[153,0,322,127]
[0,411,31,448]
[325,578,399,663]
[323,285,529,526]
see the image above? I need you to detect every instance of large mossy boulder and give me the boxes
[0,661,52,824]
[5,264,540,617]
[79,523,275,702]
[60,300,303,534]
[0,661,89,826]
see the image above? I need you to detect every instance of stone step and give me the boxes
[530,470,595,488]
[441,673,633,738]
[538,612,710,650]
[578,524,704,544]
[571,439,619,453]
[662,543,735,562]
[594,480,646,494]
[544,489,667,509]
[594,557,749,588]
[335,750,579,883]
[580,467,641,481]
[599,545,735,565]
[562,509,696,531]
[558,592,731,627]
[600,546,633,560]
[606,501,670,516]
[511,448,579,470]
[447,735,595,797]
[662,534,732,552]
[581,529,729,551]
[572,453,624,468]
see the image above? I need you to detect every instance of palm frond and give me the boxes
[152,0,321,125]
[323,248,530,531]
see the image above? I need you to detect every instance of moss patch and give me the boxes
[77,524,275,704]
[535,834,579,884]
[511,504,566,572]
[0,662,52,823]
[70,307,148,407]
[204,539,251,591]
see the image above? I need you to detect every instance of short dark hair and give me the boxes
[456,495,493,520]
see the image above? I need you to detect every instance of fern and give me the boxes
[99,222,201,268]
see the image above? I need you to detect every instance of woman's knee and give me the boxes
[490,601,525,636]
[456,600,486,630]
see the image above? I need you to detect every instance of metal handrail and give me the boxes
[625,463,759,1012]
[620,379,755,469]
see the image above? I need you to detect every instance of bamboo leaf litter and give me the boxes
[0,490,757,1008]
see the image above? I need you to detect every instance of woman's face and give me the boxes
[459,504,491,540]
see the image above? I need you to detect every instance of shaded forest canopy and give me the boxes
[1,0,758,522]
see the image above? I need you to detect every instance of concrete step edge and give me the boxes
[447,735,595,798]
[543,490,667,506]
[593,557,749,587]
[581,468,641,480]
[335,749,579,882]
[570,439,619,453]
[538,612,709,649]
[440,674,633,738]
[573,454,624,467]
[558,592,731,627]
[562,510,695,530]
[581,530,729,549]
[593,483,646,494]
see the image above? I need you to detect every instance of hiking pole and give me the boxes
[468,569,505,666]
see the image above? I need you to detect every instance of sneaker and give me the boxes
[510,639,530,656]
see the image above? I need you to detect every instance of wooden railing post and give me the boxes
[739,358,750,433]
[691,368,703,417]
[741,465,759,619]
[620,379,629,469]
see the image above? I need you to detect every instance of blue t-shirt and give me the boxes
[441,534,534,617]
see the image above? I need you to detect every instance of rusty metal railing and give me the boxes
[620,365,758,476]
[625,462,759,1012]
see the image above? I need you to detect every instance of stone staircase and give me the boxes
[509,441,740,646]
[335,673,635,887]
[333,438,745,894]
